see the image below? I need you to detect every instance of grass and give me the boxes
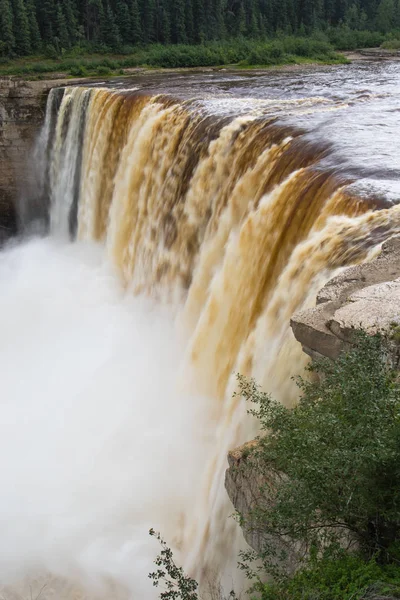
[0,37,349,79]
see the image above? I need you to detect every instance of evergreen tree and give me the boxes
[193,0,207,41]
[129,0,142,43]
[140,0,156,42]
[63,0,78,45]
[115,0,132,43]
[0,0,15,55]
[236,1,247,35]
[37,0,56,42]
[85,0,104,42]
[376,0,395,30]
[11,0,31,54]
[214,0,226,38]
[185,0,195,43]
[26,0,41,51]
[172,0,187,42]
[159,0,171,42]
[102,1,121,48]
[56,2,70,49]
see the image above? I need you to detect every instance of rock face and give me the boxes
[225,442,303,573]
[0,78,77,240]
[291,236,400,363]
[0,79,47,237]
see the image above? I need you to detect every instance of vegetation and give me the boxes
[0,0,399,73]
[149,333,400,599]
[235,332,400,595]
[0,37,350,77]
[260,551,400,599]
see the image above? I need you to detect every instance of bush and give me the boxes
[381,39,400,49]
[259,552,400,599]
[236,332,400,583]
[69,64,87,77]
[96,65,112,75]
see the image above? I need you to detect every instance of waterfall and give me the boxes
[5,85,400,599]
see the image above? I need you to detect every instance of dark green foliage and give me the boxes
[259,551,400,599]
[11,0,31,54]
[0,0,15,55]
[55,2,70,49]
[0,0,398,57]
[236,333,400,586]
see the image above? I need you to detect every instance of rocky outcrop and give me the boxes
[0,77,82,240]
[225,442,303,573]
[0,79,49,237]
[291,236,400,363]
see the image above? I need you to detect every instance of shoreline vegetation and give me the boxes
[1,32,400,79]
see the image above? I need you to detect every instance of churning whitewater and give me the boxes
[3,70,400,598]
[0,237,218,599]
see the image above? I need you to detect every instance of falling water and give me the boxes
[4,80,400,599]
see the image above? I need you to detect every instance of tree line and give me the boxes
[0,0,399,57]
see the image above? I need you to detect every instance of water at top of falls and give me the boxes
[94,60,400,201]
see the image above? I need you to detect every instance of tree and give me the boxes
[63,0,79,46]
[236,332,400,581]
[55,2,70,49]
[84,0,104,42]
[115,0,132,43]
[0,0,15,55]
[11,0,31,54]
[140,0,156,42]
[25,0,41,51]
[102,1,121,48]
[376,0,395,31]
[172,0,187,43]
[129,0,142,43]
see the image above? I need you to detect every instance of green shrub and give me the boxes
[69,64,87,77]
[236,332,400,583]
[381,39,400,49]
[96,65,112,75]
[258,552,400,599]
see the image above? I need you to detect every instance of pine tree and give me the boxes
[25,0,41,51]
[193,0,206,41]
[56,2,70,49]
[129,0,142,43]
[376,0,395,30]
[214,0,226,38]
[85,0,104,42]
[185,0,194,42]
[0,0,15,55]
[236,1,247,35]
[102,1,121,48]
[115,0,132,43]
[63,0,78,45]
[172,0,187,42]
[140,0,156,42]
[11,0,31,54]
[159,0,171,43]
[37,0,56,42]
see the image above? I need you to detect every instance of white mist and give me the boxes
[0,236,217,599]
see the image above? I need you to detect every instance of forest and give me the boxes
[0,0,399,58]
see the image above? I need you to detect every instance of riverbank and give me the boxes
[0,38,348,80]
